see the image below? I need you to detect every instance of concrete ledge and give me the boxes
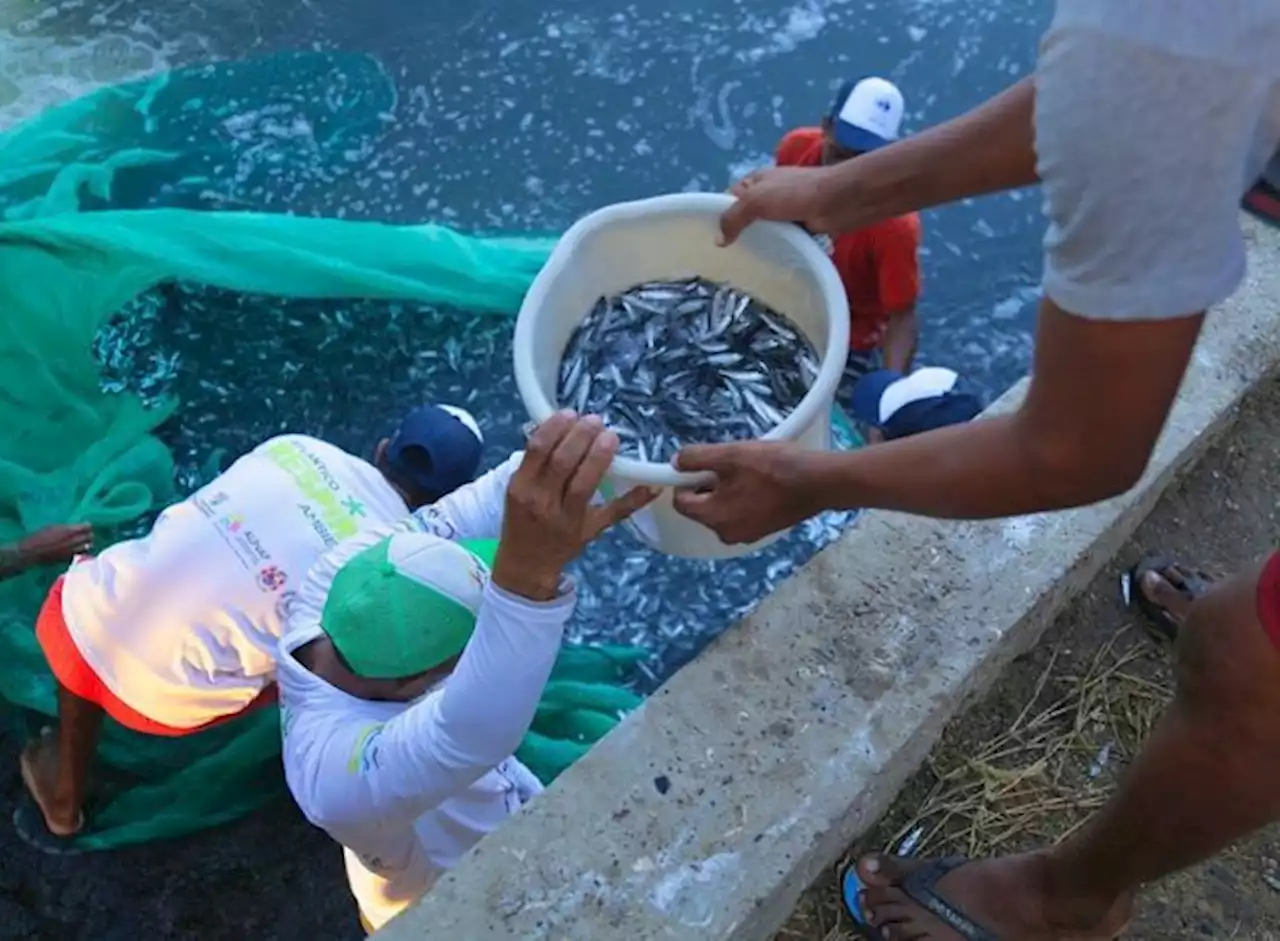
[379,217,1280,941]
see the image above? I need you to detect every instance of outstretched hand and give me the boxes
[18,524,93,567]
[495,412,657,600]
[672,440,823,545]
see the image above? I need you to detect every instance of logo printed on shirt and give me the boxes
[261,439,363,545]
[257,565,288,593]
[197,493,275,572]
[342,497,366,518]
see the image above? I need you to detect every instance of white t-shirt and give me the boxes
[277,452,565,930]
[59,435,410,729]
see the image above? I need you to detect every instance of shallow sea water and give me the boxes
[5,0,1053,689]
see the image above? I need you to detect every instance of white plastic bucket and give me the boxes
[512,192,850,559]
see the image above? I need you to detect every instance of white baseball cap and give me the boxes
[829,77,905,152]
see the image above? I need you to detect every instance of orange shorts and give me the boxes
[36,574,276,737]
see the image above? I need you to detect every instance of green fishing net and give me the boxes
[0,51,644,852]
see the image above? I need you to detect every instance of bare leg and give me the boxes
[855,557,1280,940]
[20,682,104,835]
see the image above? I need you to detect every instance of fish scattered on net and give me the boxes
[555,278,821,462]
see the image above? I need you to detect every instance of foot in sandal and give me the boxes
[19,728,85,839]
[1128,554,1218,642]
[839,851,1131,941]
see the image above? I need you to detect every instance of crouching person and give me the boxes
[277,413,654,933]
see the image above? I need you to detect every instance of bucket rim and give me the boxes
[512,192,850,489]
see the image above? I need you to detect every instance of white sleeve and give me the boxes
[302,579,572,829]
[408,451,524,541]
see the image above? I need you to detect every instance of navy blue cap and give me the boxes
[385,404,484,498]
[851,368,983,441]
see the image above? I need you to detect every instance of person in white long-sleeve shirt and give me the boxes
[278,412,654,933]
[20,403,486,847]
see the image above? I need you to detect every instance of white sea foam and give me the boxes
[0,6,200,132]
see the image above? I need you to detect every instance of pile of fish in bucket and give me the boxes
[556,277,821,462]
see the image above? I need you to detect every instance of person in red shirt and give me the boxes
[776,77,922,423]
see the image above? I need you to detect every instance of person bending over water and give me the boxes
[20,404,487,846]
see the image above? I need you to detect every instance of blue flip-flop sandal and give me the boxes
[840,856,1000,941]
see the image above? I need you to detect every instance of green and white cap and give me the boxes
[322,533,499,679]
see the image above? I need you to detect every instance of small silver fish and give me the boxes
[554,277,819,462]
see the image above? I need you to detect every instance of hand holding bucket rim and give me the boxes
[670,439,822,546]
[521,418,718,489]
[523,419,818,547]
[717,163,873,248]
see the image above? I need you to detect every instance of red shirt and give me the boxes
[776,127,922,352]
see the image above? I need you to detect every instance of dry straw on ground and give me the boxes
[778,627,1173,941]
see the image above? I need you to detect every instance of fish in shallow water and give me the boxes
[555,277,821,462]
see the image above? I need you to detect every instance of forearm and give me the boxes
[806,410,1133,520]
[834,77,1038,223]
[879,310,918,373]
[0,544,28,581]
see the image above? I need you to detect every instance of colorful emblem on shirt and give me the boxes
[347,724,385,775]
[257,564,288,592]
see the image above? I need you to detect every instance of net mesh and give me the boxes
[0,51,640,851]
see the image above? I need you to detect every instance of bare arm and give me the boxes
[807,298,1204,518]
[720,78,1039,243]
[0,544,26,582]
[690,21,1267,541]
[674,300,1203,539]
[828,77,1039,230]
[0,524,94,582]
